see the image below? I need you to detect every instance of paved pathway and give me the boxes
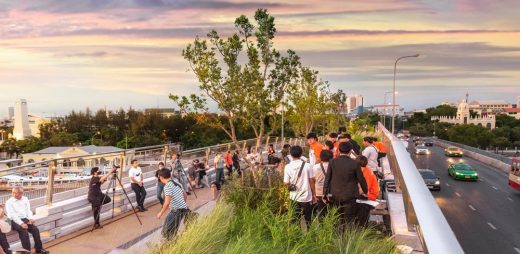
[46,186,214,254]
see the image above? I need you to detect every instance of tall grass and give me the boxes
[154,171,396,254]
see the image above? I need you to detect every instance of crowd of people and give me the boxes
[283,132,386,229]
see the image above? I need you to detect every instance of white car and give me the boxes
[415,145,431,155]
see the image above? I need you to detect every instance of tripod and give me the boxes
[92,169,142,231]
[172,159,198,198]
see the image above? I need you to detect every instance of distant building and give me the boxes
[13,99,31,140]
[144,108,180,118]
[8,107,14,119]
[346,95,364,114]
[22,145,123,168]
[432,94,496,129]
[468,99,512,115]
[502,108,520,120]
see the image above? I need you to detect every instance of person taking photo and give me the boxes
[88,166,116,229]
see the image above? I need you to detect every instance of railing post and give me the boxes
[205,148,211,165]
[119,151,126,181]
[264,136,271,152]
[282,137,286,146]
[274,137,279,150]
[227,143,231,151]
[46,160,56,206]
[163,144,169,165]
[289,138,293,146]
[242,141,247,153]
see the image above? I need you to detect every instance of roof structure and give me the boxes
[33,145,122,154]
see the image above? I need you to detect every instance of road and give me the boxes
[409,143,520,254]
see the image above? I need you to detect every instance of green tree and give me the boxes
[182,9,302,147]
[286,66,330,136]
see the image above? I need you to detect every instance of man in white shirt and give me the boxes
[283,146,316,225]
[362,137,379,172]
[6,187,48,254]
[129,159,147,212]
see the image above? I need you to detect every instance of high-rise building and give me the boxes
[13,99,31,140]
[8,107,14,119]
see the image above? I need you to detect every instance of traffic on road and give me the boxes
[408,139,520,254]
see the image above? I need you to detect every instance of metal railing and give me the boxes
[0,136,305,205]
[379,123,463,254]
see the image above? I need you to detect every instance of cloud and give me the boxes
[59,51,109,58]
[19,0,287,13]
[278,29,520,37]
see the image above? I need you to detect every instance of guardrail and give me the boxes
[379,123,464,254]
[0,136,305,205]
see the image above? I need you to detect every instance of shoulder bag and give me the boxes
[288,161,305,192]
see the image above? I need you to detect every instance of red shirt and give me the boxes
[374,141,386,153]
[310,142,323,163]
[224,153,232,165]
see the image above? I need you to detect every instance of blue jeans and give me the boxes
[216,168,224,185]
[157,181,165,205]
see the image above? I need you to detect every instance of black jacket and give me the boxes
[349,140,361,156]
[324,155,368,203]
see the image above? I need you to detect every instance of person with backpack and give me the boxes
[156,168,190,240]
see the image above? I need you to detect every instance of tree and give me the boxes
[427,105,457,117]
[182,9,301,147]
[286,66,330,136]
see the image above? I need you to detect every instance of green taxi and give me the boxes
[448,163,478,181]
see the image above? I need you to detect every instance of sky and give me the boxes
[1,0,519,117]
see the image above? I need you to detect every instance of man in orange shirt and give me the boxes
[306,132,323,166]
[372,137,387,167]
[355,155,380,227]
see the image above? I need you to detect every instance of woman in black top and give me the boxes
[88,166,114,229]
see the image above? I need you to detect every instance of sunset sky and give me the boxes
[1,0,519,117]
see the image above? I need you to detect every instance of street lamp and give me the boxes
[383,91,397,129]
[392,54,419,134]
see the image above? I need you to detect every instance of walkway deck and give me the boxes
[45,186,214,254]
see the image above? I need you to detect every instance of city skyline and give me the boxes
[1,0,519,116]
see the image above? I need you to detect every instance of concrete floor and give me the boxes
[46,186,214,254]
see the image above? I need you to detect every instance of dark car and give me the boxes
[424,139,433,146]
[418,169,441,191]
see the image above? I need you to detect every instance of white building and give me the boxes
[432,95,496,129]
[13,99,31,140]
[468,99,512,115]
[12,99,51,140]
[503,108,520,120]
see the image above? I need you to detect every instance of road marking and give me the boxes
[487,222,497,230]
[507,197,514,202]
[514,247,520,254]
[455,192,461,197]
[479,178,484,182]
[492,186,498,190]
[468,205,476,211]
[445,183,450,187]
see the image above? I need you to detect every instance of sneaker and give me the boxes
[137,206,145,212]
[141,206,148,212]
[36,250,49,254]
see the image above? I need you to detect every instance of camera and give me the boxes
[288,184,298,192]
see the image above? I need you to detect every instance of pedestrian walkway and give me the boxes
[45,186,214,254]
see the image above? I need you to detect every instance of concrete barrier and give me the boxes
[433,140,511,173]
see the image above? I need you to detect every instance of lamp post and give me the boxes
[91,131,101,145]
[392,54,419,134]
[383,91,394,129]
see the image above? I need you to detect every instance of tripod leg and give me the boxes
[180,170,197,198]
[114,175,143,225]
[112,177,116,219]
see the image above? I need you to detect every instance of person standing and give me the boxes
[324,142,368,230]
[361,137,379,173]
[306,132,323,166]
[156,168,189,240]
[283,146,316,226]
[312,150,333,216]
[88,166,115,229]
[343,133,361,156]
[372,137,387,167]
[155,162,167,205]
[354,155,380,227]
[129,159,147,212]
[0,204,11,254]
[224,150,233,177]
[213,152,225,186]
[6,187,48,254]
[232,150,241,176]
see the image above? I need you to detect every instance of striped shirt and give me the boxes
[164,180,188,211]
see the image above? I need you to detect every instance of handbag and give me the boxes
[288,161,305,192]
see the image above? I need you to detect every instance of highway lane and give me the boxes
[409,143,520,254]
